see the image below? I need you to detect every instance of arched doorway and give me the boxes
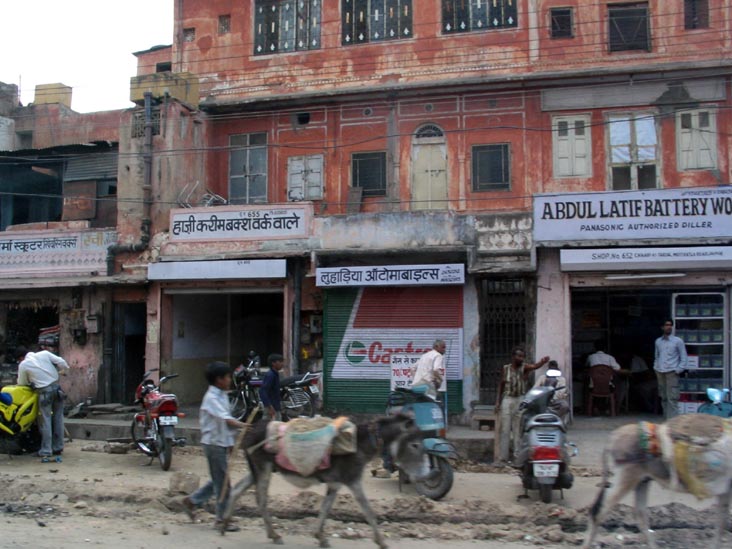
[411,124,448,210]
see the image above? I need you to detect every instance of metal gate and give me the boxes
[479,278,533,404]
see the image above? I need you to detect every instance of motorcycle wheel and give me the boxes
[157,432,172,471]
[130,418,156,457]
[414,456,453,501]
[539,483,553,504]
[281,390,314,421]
[228,391,248,421]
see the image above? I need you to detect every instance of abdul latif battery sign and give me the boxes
[533,186,732,242]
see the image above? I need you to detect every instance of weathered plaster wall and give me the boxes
[534,248,570,379]
[0,116,14,151]
[462,278,480,419]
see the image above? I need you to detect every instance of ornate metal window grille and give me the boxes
[342,0,413,45]
[131,108,161,139]
[415,124,444,138]
[442,0,517,34]
[254,0,321,55]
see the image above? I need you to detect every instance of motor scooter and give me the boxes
[385,385,457,500]
[513,368,576,503]
[698,387,732,417]
[131,370,186,471]
[0,385,41,454]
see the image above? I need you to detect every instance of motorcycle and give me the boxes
[230,351,321,421]
[229,352,265,421]
[698,387,732,417]
[0,385,41,454]
[386,385,457,500]
[131,370,186,471]
[513,368,577,503]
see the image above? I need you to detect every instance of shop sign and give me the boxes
[560,246,732,272]
[534,186,732,243]
[0,230,116,278]
[390,355,418,391]
[148,259,287,280]
[333,329,463,382]
[169,204,311,242]
[316,264,465,287]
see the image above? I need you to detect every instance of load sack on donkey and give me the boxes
[658,414,732,499]
[264,416,358,476]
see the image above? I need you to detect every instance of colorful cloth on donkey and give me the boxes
[265,416,357,476]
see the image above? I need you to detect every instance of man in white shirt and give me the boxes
[15,346,69,462]
[654,319,688,419]
[585,341,621,371]
[411,340,446,399]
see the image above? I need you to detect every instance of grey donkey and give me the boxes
[584,414,732,549]
[221,414,430,548]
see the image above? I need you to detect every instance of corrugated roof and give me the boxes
[63,152,118,182]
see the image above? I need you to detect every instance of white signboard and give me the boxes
[332,328,462,382]
[316,264,465,287]
[560,246,732,272]
[390,354,419,391]
[534,186,732,243]
[170,204,311,242]
[148,259,286,280]
[0,230,116,278]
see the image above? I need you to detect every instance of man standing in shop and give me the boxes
[654,319,688,419]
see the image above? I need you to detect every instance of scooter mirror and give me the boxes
[546,368,562,378]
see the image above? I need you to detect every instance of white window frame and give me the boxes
[606,111,659,191]
[287,154,324,201]
[229,133,268,205]
[676,108,717,171]
[552,115,591,178]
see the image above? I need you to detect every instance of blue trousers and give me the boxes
[189,444,231,520]
[37,383,64,457]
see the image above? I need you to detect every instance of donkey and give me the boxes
[583,414,732,549]
[221,414,429,549]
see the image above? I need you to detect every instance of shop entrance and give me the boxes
[571,289,672,415]
[112,303,146,404]
[4,301,59,353]
[168,291,284,405]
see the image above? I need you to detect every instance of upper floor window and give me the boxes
[684,0,709,30]
[608,3,650,52]
[229,133,268,204]
[254,0,321,55]
[287,154,324,201]
[552,116,591,178]
[550,8,573,38]
[472,144,511,191]
[608,113,657,190]
[442,0,517,33]
[352,152,387,196]
[677,109,717,171]
[342,0,413,45]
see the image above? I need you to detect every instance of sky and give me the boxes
[1,1,174,113]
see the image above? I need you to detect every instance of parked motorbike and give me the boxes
[513,368,576,503]
[230,351,321,421]
[131,370,186,471]
[0,385,41,454]
[698,387,732,417]
[229,352,265,421]
[386,385,457,500]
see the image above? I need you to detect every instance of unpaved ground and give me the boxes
[1,441,729,548]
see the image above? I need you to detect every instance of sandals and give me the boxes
[40,455,62,463]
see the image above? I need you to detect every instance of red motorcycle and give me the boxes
[131,370,186,471]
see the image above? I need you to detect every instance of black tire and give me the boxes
[281,390,314,421]
[539,483,553,504]
[157,433,172,471]
[130,418,155,457]
[414,456,453,501]
[229,391,248,421]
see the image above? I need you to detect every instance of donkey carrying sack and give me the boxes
[265,416,357,476]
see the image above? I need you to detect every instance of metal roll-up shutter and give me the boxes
[323,286,464,414]
[63,153,118,182]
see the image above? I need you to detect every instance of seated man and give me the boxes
[533,360,569,423]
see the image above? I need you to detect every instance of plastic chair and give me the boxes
[586,365,617,416]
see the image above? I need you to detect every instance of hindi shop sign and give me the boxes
[390,354,420,391]
[169,204,311,242]
[533,186,732,243]
[316,264,465,287]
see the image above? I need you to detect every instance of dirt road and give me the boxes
[1,441,728,548]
